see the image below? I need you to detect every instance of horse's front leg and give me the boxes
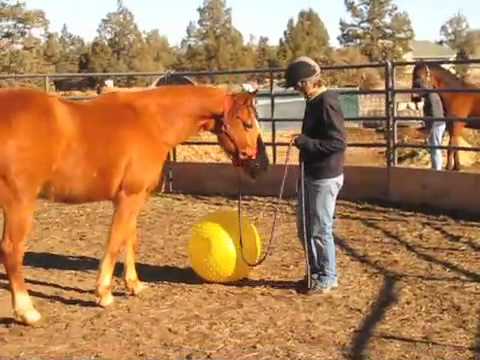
[0,198,38,325]
[124,215,147,296]
[446,147,453,170]
[96,190,146,307]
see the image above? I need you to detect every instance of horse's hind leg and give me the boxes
[453,141,462,171]
[124,218,146,296]
[446,135,455,171]
[95,190,146,307]
[450,135,462,171]
[451,120,466,171]
[0,190,38,325]
[446,148,453,170]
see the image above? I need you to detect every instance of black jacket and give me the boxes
[423,92,445,130]
[294,90,346,179]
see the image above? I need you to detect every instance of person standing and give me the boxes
[282,56,346,294]
[423,91,446,170]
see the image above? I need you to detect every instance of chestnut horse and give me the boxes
[411,62,480,170]
[0,85,268,325]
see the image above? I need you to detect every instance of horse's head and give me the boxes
[214,91,269,179]
[411,62,434,103]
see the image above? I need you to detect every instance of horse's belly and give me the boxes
[40,167,121,203]
[41,157,164,203]
[38,135,134,202]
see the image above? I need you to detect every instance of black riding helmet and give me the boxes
[282,56,321,88]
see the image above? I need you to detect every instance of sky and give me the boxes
[24,0,480,47]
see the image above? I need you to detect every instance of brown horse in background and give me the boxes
[0,85,268,325]
[411,62,480,170]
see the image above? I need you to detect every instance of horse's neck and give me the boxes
[143,87,225,146]
[434,74,455,90]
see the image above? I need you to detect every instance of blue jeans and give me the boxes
[297,173,344,285]
[428,121,446,170]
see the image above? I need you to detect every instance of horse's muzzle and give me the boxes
[238,137,269,179]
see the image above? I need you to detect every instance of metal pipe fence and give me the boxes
[2,58,480,167]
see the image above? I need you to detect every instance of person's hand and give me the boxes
[289,133,301,144]
[290,133,307,148]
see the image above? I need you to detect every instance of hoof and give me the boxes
[96,290,114,307]
[15,308,42,325]
[126,280,147,296]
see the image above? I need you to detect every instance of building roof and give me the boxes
[409,40,456,59]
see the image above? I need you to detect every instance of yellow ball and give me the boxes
[188,210,262,283]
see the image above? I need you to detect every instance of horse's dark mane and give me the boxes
[429,63,477,89]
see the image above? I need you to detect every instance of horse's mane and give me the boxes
[429,64,477,89]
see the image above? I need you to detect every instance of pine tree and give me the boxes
[440,12,469,51]
[278,9,330,66]
[0,0,48,74]
[439,13,470,79]
[179,0,248,71]
[43,32,61,72]
[462,30,480,58]
[144,30,176,70]
[255,37,278,69]
[96,0,144,72]
[56,25,86,73]
[81,39,113,73]
[339,0,414,61]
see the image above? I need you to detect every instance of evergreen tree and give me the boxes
[179,0,248,71]
[439,13,470,79]
[80,39,113,73]
[255,36,279,69]
[96,0,144,72]
[440,12,469,51]
[278,9,330,66]
[0,0,48,74]
[339,0,414,61]
[144,29,176,70]
[56,25,86,73]
[462,30,480,58]
[43,32,61,72]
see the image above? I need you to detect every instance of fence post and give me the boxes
[165,151,174,193]
[391,63,398,166]
[43,75,50,92]
[384,61,395,167]
[269,71,277,165]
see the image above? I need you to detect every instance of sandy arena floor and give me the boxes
[0,193,479,360]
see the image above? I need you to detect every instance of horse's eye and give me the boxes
[243,122,253,130]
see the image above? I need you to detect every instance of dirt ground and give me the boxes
[0,193,479,360]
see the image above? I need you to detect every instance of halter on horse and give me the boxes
[411,62,480,170]
[0,85,268,325]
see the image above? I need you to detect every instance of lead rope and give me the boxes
[237,138,296,267]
